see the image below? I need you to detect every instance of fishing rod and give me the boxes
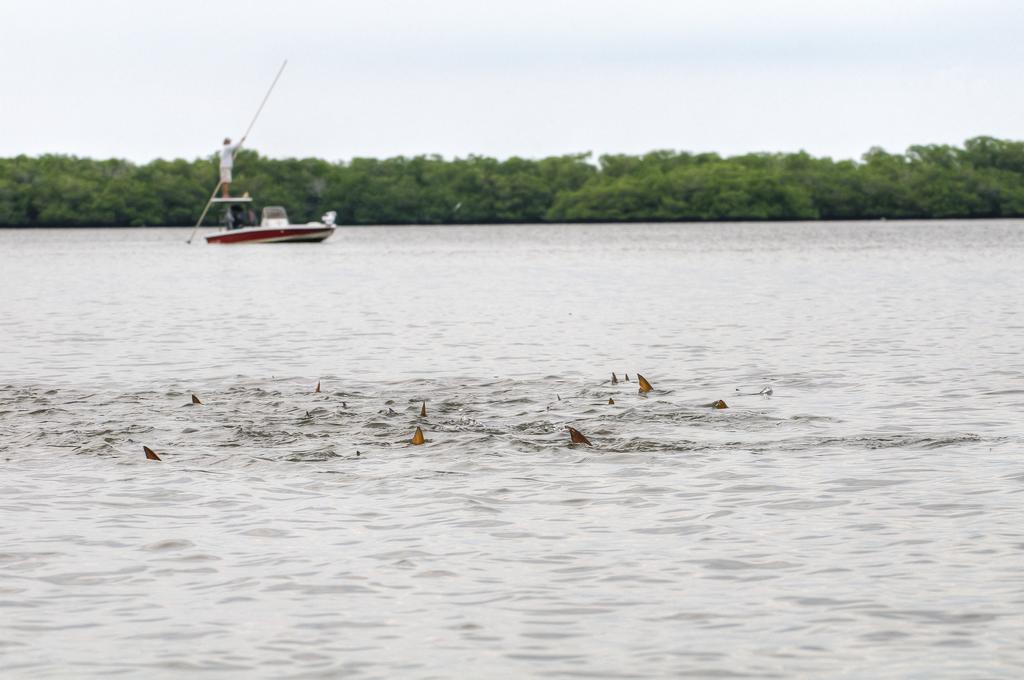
[187,59,288,244]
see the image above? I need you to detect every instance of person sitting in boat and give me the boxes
[228,204,245,229]
[219,136,245,198]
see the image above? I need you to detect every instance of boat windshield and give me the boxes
[261,206,289,222]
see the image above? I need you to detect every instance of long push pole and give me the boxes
[187,60,289,244]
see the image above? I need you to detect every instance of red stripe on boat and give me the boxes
[205,228,334,244]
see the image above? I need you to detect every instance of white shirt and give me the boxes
[220,143,238,168]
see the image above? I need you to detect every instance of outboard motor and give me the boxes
[322,211,337,227]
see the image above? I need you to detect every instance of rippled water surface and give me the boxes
[1,221,1023,678]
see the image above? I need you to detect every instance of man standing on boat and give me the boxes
[219,137,245,198]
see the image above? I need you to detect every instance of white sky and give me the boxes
[2,0,1022,163]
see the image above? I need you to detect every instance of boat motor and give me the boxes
[322,211,337,227]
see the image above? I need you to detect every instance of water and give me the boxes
[1,221,1022,678]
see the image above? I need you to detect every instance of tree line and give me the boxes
[2,136,1024,227]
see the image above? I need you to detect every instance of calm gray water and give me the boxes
[1,221,1022,679]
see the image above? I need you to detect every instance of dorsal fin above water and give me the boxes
[143,446,162,461]
[567,426,592,446]
[637,374,653,393]
[410,426,425,445]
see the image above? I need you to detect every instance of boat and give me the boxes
[204,201,336,245]
[185,64,339,246]
[184,62,338,246]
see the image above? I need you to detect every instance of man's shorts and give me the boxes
[220,166,232,183]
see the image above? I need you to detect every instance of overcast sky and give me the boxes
[2,0,1022,163]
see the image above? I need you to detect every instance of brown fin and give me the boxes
[567,426,592,446]
[191,394,202,405]
[314,381,321,393]
[410,426,425,445]
[624,374,630,382]
[712,399,729,409]
[143,445,161,461]
[637,374,654,393]
[611,372,618,384]
[556,394,561,401]
[420,401,427,417]
[608,397,615,405]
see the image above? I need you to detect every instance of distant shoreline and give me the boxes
[3,217,1021,230]
[4,137,1024,226]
